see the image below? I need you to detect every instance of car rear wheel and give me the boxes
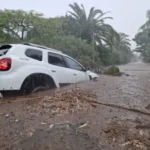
[20,74,55,95]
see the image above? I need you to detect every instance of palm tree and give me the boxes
[67,3,115,44]
[140,10,150,30]
[117,33,131,52]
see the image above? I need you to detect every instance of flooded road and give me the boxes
[1,61,150,150]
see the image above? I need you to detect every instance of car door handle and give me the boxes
[52,70,56,73]
[73,74,77,76]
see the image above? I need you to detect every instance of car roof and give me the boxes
[0,43,69,57]
[6,43,63,55]
[23,43,63,54]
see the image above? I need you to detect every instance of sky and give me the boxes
[0,0,150,48]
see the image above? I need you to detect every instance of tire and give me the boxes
[31,86,47,94]
[21,75,51,95]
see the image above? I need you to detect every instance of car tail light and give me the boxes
[0,58,11,71]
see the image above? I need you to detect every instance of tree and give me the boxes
[117,33,131,52]
[45,35,101,68]
[27,17,66,45]
[134,10,150,62]
[0,9,42,42]
[0,7,132,67]
[67,2,115,45]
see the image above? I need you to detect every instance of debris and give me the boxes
[134,117,142,124]
[86,99,150,116]
[103,128,110,133]
[121,140,147,150]
[136,124,150,129]
[5,114,9,118]
[26,132,33,138]
[15,119,19,123]
[125,74,130,76]
[121,141,134,146]
[112,137,116,142]
[91,103,97,108]
[145,104,150,110]
[49,124,54,129]
[29,89,93,116]
[27,89,150,117]
[103,122,126,140]
[41,122,47,125]
[113,72,122,76]
[78,123,88,129]
[139,130,144,136]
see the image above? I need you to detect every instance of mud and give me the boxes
[1,61,150,150]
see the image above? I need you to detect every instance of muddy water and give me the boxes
[1,61,150,150]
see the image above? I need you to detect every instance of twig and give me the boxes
[86,100,150,116]
[136,125,150,129]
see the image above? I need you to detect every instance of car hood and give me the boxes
[87,71,99,79]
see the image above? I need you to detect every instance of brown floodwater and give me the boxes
[0,61,150,150]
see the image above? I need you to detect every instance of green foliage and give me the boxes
[106,65,120,74]
[27,34,100,68]
[48,35,101,68]
[96,32,133,66]
[134,10,150,62]
[0,4,133,68]
[67,2,117,46]
[0,9,42,42]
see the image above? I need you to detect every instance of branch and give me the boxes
[86,100,150,116]
[5,26,21,39]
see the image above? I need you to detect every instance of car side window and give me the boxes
[48,52,66,67]
[25,49,42,61]
[65,57,84,71]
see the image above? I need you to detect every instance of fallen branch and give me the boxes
[136,125,150,129]
[86,100,150,116]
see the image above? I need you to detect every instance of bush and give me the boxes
[40,35,101,68]
[105,65,120,75]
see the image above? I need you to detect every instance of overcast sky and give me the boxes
[0,0,150,48]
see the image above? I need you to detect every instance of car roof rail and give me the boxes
[22,43,62,53]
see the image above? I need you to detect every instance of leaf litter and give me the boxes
[104,121,150,150]
[26,89,95,117]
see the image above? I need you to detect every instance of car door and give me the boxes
[64,56,89,83]
[46,52,75,84]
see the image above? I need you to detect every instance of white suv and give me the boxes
[0,43,99,95]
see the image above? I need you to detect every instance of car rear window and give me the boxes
[25,49,42,61]
[0,45,12,56]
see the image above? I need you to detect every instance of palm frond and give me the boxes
[81,4,86,19]
[88,7,95,21]
[67,11,79,20]
[89,9,103,21]
[69,3,83,18]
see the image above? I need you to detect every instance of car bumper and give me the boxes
[87,71,99,79]
[0,74,21,91]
